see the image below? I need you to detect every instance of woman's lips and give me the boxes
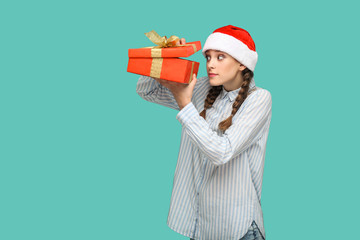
[209,73,218,77]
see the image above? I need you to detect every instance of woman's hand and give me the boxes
[154,73,197,110]
[154,37,197,110]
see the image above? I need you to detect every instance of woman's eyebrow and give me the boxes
[206,50,224,55]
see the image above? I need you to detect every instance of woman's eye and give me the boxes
[206,55,224,61]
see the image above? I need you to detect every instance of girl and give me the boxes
[136,25,271,240]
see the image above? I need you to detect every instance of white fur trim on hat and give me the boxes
[202,32,258,72]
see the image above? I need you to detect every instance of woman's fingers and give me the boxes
[156,78,165,84]
[154,77,166,86]
[154,77,172,88]
[155,76,194,90]
[180,38,186,45]
[190,73,197,87]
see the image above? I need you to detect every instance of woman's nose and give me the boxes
[207,59,216,69]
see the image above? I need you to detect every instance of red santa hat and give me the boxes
[202,25,258,72]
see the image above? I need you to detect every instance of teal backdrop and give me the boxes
[1,0,359,239]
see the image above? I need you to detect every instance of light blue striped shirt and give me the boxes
[136,75,272,240]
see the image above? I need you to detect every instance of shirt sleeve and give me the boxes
[136,75,180,110]
[176,89,272,166]
[136,75,210,111]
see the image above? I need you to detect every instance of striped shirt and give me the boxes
[136,75,272,240]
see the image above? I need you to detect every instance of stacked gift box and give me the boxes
[127,30,201,84]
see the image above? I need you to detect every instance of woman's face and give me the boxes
[205,50,246,91]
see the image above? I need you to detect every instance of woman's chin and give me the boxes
[209,79,222,87]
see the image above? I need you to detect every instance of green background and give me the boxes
[1,0,359,239]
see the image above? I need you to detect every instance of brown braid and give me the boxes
[218,68,254,131]
[199,85,222,119]
[199,68,255,132]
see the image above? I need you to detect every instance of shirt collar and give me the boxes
[219,77,256,102]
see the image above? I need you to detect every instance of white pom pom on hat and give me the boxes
[202,25,258,72]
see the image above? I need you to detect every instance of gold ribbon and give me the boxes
[144,30,198,57]
[150,58,163,79]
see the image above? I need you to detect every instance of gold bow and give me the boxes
[144,30,197,57]
[144,30,180,48]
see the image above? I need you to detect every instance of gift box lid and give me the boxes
[129,30,202,58]
[128,41,202,58]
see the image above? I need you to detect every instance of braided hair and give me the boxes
[199,68,254,132]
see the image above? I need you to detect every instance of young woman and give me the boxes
[136,25,271,240]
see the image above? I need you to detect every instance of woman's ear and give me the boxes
[239,64,246,71]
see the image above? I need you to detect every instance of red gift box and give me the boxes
[127,57,199,84]
[127,30,201,84]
